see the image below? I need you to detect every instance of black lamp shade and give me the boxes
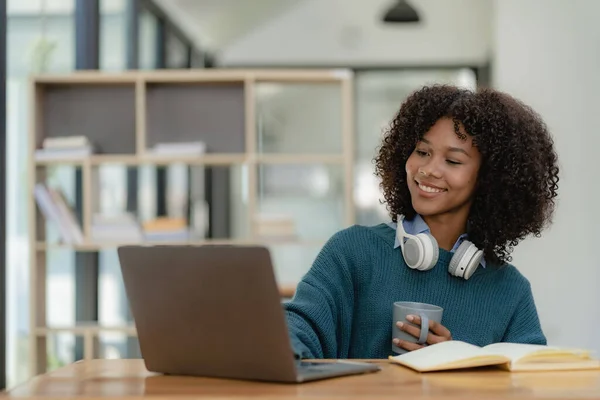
[383,0,420,23]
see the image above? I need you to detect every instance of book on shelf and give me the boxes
[90,215,192,244]
[254,214,297,239]
[34,183,84,244]
[389,340,600,372]
[42,136,89,149]
[143,217,190,242]
[147,141,206,156]
[35,135,94,161]
[91,213,143,242]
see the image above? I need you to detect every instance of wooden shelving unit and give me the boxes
[28,69,355,377]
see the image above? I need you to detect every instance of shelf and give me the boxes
[255,154,344,164]
[34,158,85,167]
[33,153,346,166]
[36,239,253,251]
[92,154,248,166]
[28,68,353,377]
[35,324,137,336]
[33,73,139,85]
[33,69,352,85]
[33,154,247,166]
[34,284,298,337]
[36,239,326,252]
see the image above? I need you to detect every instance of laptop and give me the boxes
[117,244,380,383]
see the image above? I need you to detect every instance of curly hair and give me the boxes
[374,85,559,265]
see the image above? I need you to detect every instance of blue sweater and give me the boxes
[284,223,546,359]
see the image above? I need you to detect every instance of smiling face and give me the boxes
[405,118,482,220]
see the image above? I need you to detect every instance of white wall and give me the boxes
[492,0,600,353]
[219,0,493,67]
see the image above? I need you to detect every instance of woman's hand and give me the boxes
[392,314,452,352]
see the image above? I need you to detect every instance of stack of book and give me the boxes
[147,141,206,157]
[143,217,190,242]
[34,136,93,161]
[90,213,143,243]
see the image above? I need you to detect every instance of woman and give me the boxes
[284,85,559,359]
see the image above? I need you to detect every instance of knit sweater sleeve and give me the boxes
[502,280,547,345]
[283,230,356,359]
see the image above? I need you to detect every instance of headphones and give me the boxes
[396,214,483,280]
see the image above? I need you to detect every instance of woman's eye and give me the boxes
[446,160,462,165]
[416,150,428,157]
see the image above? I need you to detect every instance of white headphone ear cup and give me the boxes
[463,249,483,280]
[449,240,482,279]
[402,236,425,269]
[414,233,438,271]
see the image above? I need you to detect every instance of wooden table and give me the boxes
[4,359,600,399]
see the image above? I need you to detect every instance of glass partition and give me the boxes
[255,82,343,154]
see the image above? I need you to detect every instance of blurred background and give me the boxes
[2,0,599,389]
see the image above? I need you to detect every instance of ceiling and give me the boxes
[152,0,304,51]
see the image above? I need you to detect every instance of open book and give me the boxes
[389,340,600,372]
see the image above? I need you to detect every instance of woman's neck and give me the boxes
[422,213,468,251]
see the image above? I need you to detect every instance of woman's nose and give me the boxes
[419,159,442,178]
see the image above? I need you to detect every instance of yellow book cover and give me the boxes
[143,217,187,232]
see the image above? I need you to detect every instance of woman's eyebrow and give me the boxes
[448,147,470,157]
[420,138,471,157]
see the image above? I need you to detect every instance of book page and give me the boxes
[483,342,591,363]
[390,341,509,372]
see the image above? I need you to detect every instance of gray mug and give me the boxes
[392,301,444,354]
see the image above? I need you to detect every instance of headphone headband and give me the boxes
[396,215,416,252]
